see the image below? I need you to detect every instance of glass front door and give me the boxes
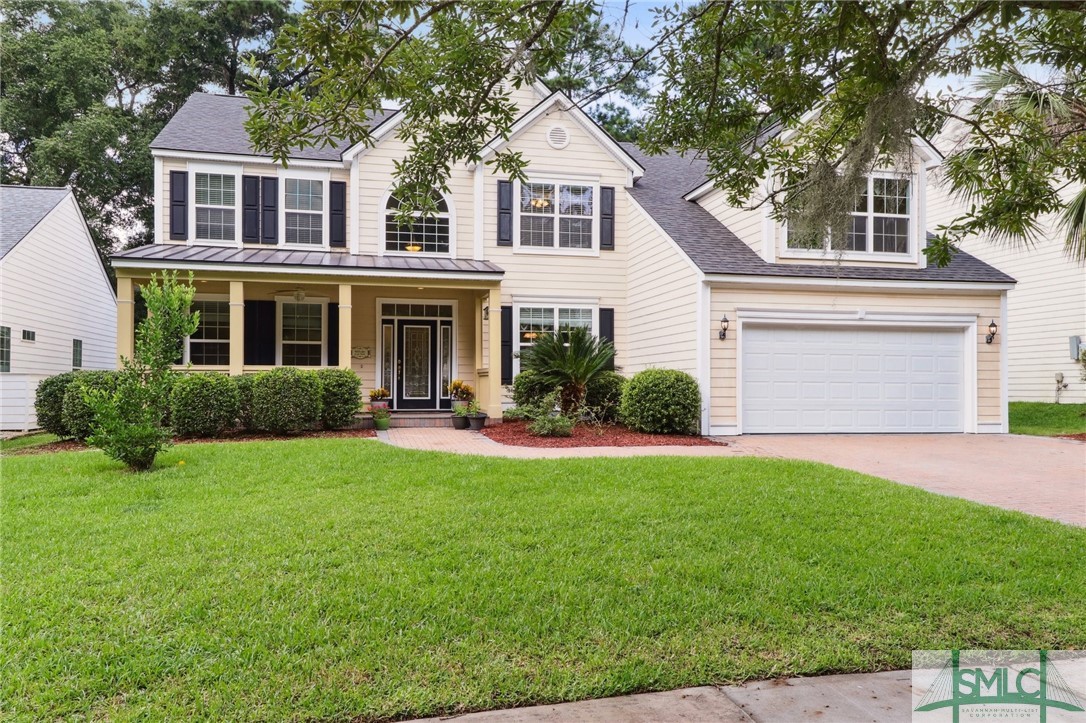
[396,320,438,409]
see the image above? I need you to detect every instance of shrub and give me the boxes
[234,374,257,431]
[512,370,557,408]
[62,371,120,441]
[620,369,701,435]
[584,371,626,423]
[447,379,474,401]
[85,368,175,471]
[502,406,535,422]
[170,372,239,437]
[35,372,81,437]
[518,326,615,415]
[251,367,322,434]
[317,368,362,429]
[528,414,575,437]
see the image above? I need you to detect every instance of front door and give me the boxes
[396,319,438,409]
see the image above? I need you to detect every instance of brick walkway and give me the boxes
[380,429,1085,525]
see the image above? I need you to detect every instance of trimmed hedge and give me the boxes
[34,372,81,438]
[251,367,322,434]
[170,372,239,438]
[62,371,120,441]
[234,374,257,431]
[584,371,626,422]
[620,368,701,435]
[316,368,362,429]
[511,370,557,408]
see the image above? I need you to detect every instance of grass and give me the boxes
[0,432,59,454]
[4,440,1084,721]
[1009,401,1086,436]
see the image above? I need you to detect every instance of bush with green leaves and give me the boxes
[518,327,615,415]
[527,414,575,438]
[251,367,323,434]
[316,368,362,429]
[620,369,701,435]
[584,371,626,423]
[511,370,557,408]
[34,372,81,437]
[61,371,120,441]
[234,374,256,431]
[170,372,239,438]
[85,364,175,471]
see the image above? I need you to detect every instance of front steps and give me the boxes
[353,411,454,429]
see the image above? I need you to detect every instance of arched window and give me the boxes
[384,191,450,254]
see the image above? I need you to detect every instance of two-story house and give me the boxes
[112,82,1014,434]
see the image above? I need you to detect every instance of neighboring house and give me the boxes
[111,84,1014,434]
[1,186,117,431]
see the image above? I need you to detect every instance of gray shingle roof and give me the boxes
[112,243,503,276]
[621,143,1014,284]
[150,93,398,162]
[0,185,71,259]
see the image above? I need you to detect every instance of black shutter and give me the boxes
[243,300,276,365]
[169,170,187,240]
[260,177,278,245]
[599,307,615,370]
[500,305,513,384]
[326,302,339,366]
[497,180,513,246]
[242,175,260,243]
[329,181,346,248]
[600,186,615,250]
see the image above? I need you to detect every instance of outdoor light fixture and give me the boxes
[985,319,998,344]
[482,304,489,321]
[719,315,730,340]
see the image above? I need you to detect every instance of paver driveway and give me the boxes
[722,433,1086,526]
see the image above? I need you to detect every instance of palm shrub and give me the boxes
[170,372,239,437]
[316,368,362,429]
[620,369,701,435]
[518,326,615,415]
[34,372,81,437]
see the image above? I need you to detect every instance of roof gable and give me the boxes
[0,186,71,259]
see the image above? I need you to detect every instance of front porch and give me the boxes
[114,265,505,420]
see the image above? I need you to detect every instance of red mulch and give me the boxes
[481,420,725,448]
[1057,433,1086,442]
[7,428,376,456]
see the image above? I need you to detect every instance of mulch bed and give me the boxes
[7,428,376,456]
[481,420,725,448]
[1057,433,1086,442]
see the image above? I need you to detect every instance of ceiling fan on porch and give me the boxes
[272,288,309,302]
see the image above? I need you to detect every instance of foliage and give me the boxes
[170,372,239,438]
[620,369,701,435]
[511,370,557,408]
[1008,402,1086,437]
[501,406,535,422]
[34,372,82,438]
[251,367,322,434]
[1079,349,1086,384]
[369,387,390,401]
[317,368,362,430]
[518,327,615,415]
[62,371,120,442]
[527,414,575,438]
[447,379,474,401]
[234,374,257,431]
[584,371,625,423]
[466,399,482,417]
[370,405,391,421]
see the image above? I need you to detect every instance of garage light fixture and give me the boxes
[985,320,998,344]
[719,315,730,340]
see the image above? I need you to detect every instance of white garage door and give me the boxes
[741,325,965,433]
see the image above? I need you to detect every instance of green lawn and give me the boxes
[1009,401,1086,436]
[4,440,1084,721]
[0,432,59,454]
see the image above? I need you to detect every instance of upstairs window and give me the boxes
[786,175,912,256]
[187,300,230,366]
[518,182,595,250]
[195,173,236,242]
[284,178,324,245]
[384,191,451,254]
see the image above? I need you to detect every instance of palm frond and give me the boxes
[1060,185,1086,263]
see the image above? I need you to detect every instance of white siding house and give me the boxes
[0,186,117,430]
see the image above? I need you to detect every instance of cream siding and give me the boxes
[696,188,765,258]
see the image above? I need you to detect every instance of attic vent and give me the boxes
[546,125,570,150]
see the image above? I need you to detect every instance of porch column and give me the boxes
[486,286,503,419]
[229,281,244,375]
[338,283,352,370]
[117,276,135,364]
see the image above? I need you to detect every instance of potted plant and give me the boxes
[448,380,474,411]
[370,405,391,431]
[466,399,487,431]
[369,387,390,410]
[451,404,471,430]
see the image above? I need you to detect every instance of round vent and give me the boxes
[546,125,570,150]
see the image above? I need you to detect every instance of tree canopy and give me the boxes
[247,0,1086,265]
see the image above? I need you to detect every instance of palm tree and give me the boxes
[519,326,615,415]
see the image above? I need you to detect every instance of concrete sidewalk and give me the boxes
[412,670,914,722]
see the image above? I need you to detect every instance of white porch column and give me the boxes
[117,276,135,364]
[338,284,352,370]
[486,286,503,419]
[229,280,244,375]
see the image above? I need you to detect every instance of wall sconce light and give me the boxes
[719,315,730,340]
[482,304,489,321]
[985,319,998,344]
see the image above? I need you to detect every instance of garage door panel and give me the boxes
[741,325,965,433]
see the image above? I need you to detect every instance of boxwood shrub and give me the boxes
[62,370,120,441]
[316,368,362,429]
[234,374,257,431]
[584,371,626,422]
[34,372,81,437]
[251,367,322,434]
[620,368,701,435]
[511,370,557,408]
[170,372,239,438]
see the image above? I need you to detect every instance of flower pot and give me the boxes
[451,399,470,412]
[373,417,391,431]
[467,414,487,431]
[451,415,470,430]
[370,400,389,410]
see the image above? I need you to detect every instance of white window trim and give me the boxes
[188,162,243,248]
[512,178,600,257]
[377,187,456,258]
[275,295,329,367]
[374,297,459,403]
[184,294,231,367]
[278,168,332,251]
[779,171,920,265]
[511,301,599,377]
[72,339,83,370]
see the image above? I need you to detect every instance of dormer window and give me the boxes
[384,191,451,254]
[786,174,913,257]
